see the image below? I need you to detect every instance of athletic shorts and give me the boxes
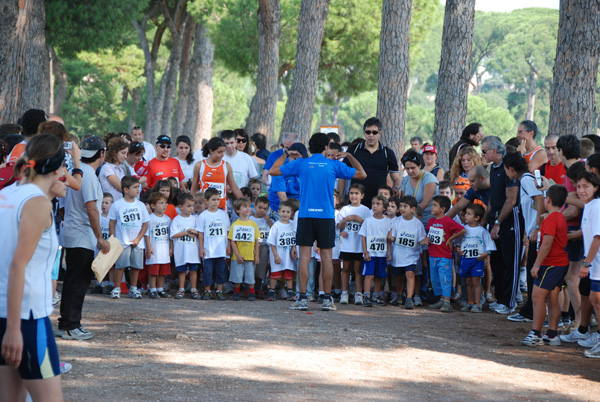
[270,269,295,280]
[565,226,584,262]
[390,264,417,277]
[580,276,592,297]
[175,263,199,273]
[296,218,335,249]
[0,316,60,380]
[534,265,568,291]
[340,252,363,262]
[255,245,270,280]
[229,260,255,284]
[203,258,228,286]
[458,258,484,278]
[116,246,144,269]
[362,257,388,278]
[591,279,600,293]
[147,263,171,276]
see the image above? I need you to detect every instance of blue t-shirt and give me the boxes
[264,149,284,171]
[464,187,490,206]
[279,154,356,219]
[268,174,300,212]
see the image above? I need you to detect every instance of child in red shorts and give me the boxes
[144,192,173,299]
[266,200,297,300]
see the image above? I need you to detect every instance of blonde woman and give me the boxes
[450,146,482,185]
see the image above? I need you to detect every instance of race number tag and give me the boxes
[206,220,225,238]
[120,207,141,226]
[277,230,296,249]
[461,239,483,258]
[207,182,225,198]
[345,221,361,233]
[179,228,196,243]
[153,222,170,242]
[367,236,387,253]
[233,225,255,242]
[428,227,444,245]
[396,231,417,248]
[259,226,270,242]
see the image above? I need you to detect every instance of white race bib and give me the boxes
[396,231,417,248]
[461,239,483,258]
[259,226,270,242]
[233,225,255,242]
[345,221,361,233]
[428,227,444,245]
[207,182,225,198]
[153,223,170,242]
[277,231,296,249]
[367,236,387,253]
[206,220,226,238]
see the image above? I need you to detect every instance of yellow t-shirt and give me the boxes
[228,219,260,260]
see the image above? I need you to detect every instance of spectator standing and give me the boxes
[145,135,185,190]
[131,126,156,162]
[449,122,483,167]
[99,137,128,201]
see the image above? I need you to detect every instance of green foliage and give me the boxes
[212,65,252,134]
[466,96,516,142]
[336,91,377,141]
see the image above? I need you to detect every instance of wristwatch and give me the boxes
[583,261,592,268]
[494,219,500,225]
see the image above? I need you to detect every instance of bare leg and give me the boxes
[532,286,550,331]
[484,256,492,296]
[0,366,28,402]
[473,276,482,305]
[548,287,562,331]
[405,272,414,298]
[23,376,64,402]
[157,276,165,289]
[149,275,157,289]
[341,260,352,291]
[298,246,311,293]
[565,261,582,322]
[354,261,364,293]
[114,268,125,288]
[189,271,198,289]
[466,277,475,304]
[364,275,373,295]
[320,248,334,293]
[129,268,140,288]
[178,272,186,289]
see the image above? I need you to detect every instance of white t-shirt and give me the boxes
[143,141,156,162]
[358,216,392,258]
[250,215,270,246]
[222,151,259,189]
[108,198,150,249]
[177,157,196,183]
[339,204,372,253]
[192,149,206,164]
[171,215,201,266]
[267,221,296,272]
[145,214,171,264]
[520,173,543,236]
[99,163,125,201]
[460,225,496,259]
[197,209,230,259]
[391,216,426,267]
[582,198,600,280]
[100,214,110,241]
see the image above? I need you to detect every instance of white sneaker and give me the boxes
[494,304,515,314]
[128,288,142,299]
[110,288,121,299]
[584,342,600,358]
[560,328,590,343]
[543,334,561,346]
[578,332,600,348]
[354,292,363,305]
[62,326,95,341]
[516,291,523,304]
[340,293,349,304]
[488,301,500,310]
[52,291,61,306]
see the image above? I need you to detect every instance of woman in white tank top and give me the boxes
[0,134,65,401]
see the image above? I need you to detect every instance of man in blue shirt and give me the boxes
[270,133,366,311]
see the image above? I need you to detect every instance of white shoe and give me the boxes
[110,288,121,299]
[543,334,561,346]
[62,326,95,341]
[128,288,142,299]
[340,293,349,304]
[354,292,363,305]
[516,291,523,304]
[413,295,423,306]
[584,342,600,358]
[494,304,515,314]
[560,328,590,343]
[578,332,600,348]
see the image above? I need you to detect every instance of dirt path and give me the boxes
[56,295,600,401]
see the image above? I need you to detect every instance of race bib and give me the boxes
[206,220,226,238]
[206,182,225,198]
[461,239,483,258]
[119,207,142,227]
[277,230,296,249]
[367,236,387,253]
[153,223,170,242]
[345,221,361,233]
[259,226,270,242]
[396,231,417,248]
[179,229,196,243]
[428,227,444,245]
[233,225,255,242]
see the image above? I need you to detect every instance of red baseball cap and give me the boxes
[423,145,437,154]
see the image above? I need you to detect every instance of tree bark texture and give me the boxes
[280,0,330,144]
[548,0,600,137]
[377,0,412,155]
[432,0,475,169]
[246,0,282,143]
[0,0,50,123]
[526,70,537,121]
[172,16,197,140]
[50,46,68,115]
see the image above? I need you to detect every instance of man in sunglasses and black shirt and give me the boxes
[339,117,400,206]
[145,135,185,189]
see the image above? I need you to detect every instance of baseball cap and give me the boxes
[156,135,171,145]
[423,145,437,154]
[289,143,308,158]
[80,136,106,158]
[454,176,470,191]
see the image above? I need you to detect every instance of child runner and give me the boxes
[248,178,262,210]
[193,191,206,215]
[359,195,392,307]
[197,188,231,301]
[109,176,150,300]
[228,197,260,301]
[99,193,114,292]
[170,193,201,299]
[144,192,173,299]
[522,185,569,346]
[250,196,273,298]
[338,183,371,304]
[438,181,454,201]
[377,185,393,201]
[267,200,297,300]
[456,203,495,313]
[426,195,466,312]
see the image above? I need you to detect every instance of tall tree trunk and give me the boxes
[526,70,537,121]
[246,0,282,143]
[173,17,197,140]
[377,0,412,154]
[129,87,141,132]
[0,0,49,123]
[432,0,476,169]
[185,24,215,151]
[320,104,328,125]
[49,46,67,115]
[280,0,330,144]
[549,0,600,137]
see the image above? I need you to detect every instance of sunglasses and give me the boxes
[133,126,142,130]
[364,130,379,135]
[481,149,489,154]
[158,144,171,149]
[237,138,248,143]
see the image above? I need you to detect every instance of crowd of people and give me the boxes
[2,109,600,399]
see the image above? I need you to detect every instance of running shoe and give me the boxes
[413,295,423,306]
[62,327,95,341]
[578,332,600,348]
[470,304,483,313]
[560,328,590,343]
[52,291,62,306]
[543,334,561,346]
[267,290,276,301]
[440,300,453,313]
[340,293,349,305]
[521,331,543,346]
[150,291,159,299]
[460,304,472,312]
[373,295,386,306]
[248,293,256,301]
[201,291,211,300]
[494,304,515,314]
[363,295,373,307]
[191,290,201,300]
[508,313,533,322]
[354,292,363,305]
[405,298,414,310]
[128,288,142,299]
[584,342,600,358]
[389,296,400,306]
[321,298,337,311]
[60,361,72,375]
[429,299,444,309]
[216,291,226,301]
[174,290,185,300]
[290,298,308,311]
[317,294,325,304]
[110,288,121,299]
[232,293,241,301]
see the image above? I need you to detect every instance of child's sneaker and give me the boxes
[429,299,444,309]
[216,291,226,301]
[373,295,386,305]
[560,328,590,343]
[470,304,482,313]
[405,298,414,310]
[543,334,561,346]
[158,291,170,298]
[440,300,453,313]
[174,290,185,300]
[390,296,400,306]
[267,290,276,301]
[248,293,256,301]
[332,291,342,302]
[340,293,349,304]
[460,304,472,312]
[278,289,289,300]
[354,292,363,305]
[307,294,316,302]
[362,295,373,307]
[62,326,95,341]
[507,313,533,322]
[413,295,423,306]
[110,288,120,299]
[150,291,159,299]
[521,331,543,346]
[233,293,241,301]
[317,294,325,304]
[286,290,296,301]
[486,293,496,303]
[191,290,201,300]
[289,298,308,311]
[321,297,337,311]
[201,291,211,300]
[128,288,142,299]
[60,361,72,375]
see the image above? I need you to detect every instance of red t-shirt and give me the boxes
[539,211,569,266]
[426,216,464,259]
[544,161,566,185]
[145,158,185,189]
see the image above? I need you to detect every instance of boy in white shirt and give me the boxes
[109,176,150,300]
[250,196,273,298]
[267,200,297,300]
[388,196,428,309]
[99,193,114,292]
[197,188,231,300]
[359,196,392,307]
[144,192,173,299]
[171,193,201,299]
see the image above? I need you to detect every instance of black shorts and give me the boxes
[296,218,335,249]
[339,252,364,262]
[580,275,591,297]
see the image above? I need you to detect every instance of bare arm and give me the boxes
[190,162,201,194]
[106,174,122,192]
[528,149,548,173]
[390,171,402,188]
[261,169,270,185]
[269,152,288,177]
[447,196,470,219]
[419,182,437,211]
[337,153,366,180]
[563,191,582,220]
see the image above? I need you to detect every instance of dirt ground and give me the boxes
[54,293,600,402]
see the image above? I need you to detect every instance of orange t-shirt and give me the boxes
[165,204,178,220]
[145,158,185,189]
[7,142,27,163]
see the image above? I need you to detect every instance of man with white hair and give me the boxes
[261,132,299,185]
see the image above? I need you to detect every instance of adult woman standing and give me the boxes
[422,145,445,181]
[191,137,243,211]
[99,137,128,200]
[0,134,65,401]
[175,135,196,189]
[235,129,262,171]
[449,146,482,185]
[400,150,439,226]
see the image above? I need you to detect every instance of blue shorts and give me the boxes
[175,263,199,273]
[565,226,583,262]
[362,257,388,278]
[459,258,484,278]
[534,265,568,290]
[202,258,228,286]
[590,279,600,293]
[0,316,60,380]
[390,264,417,277]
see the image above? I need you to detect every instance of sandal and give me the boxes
[174,290,185,299]
[191,290,201,300]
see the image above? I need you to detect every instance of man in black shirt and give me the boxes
[449,122,483,167]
